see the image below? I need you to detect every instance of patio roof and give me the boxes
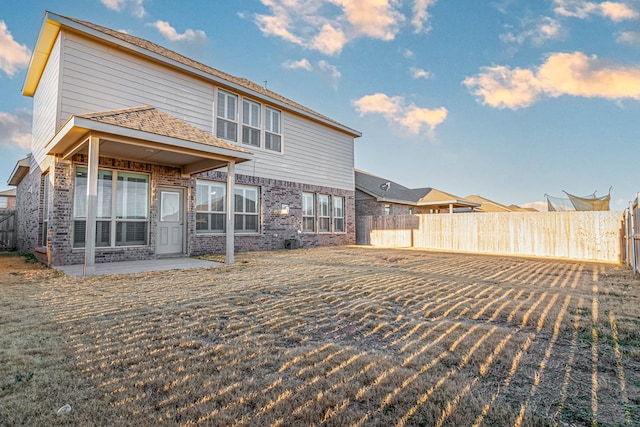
[8,155,31,186]
[46,105,252,175]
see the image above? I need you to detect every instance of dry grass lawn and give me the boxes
[1,247,639,426]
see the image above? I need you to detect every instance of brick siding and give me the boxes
[18,156,355,265]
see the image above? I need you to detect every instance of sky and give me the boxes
[1,0,639,211]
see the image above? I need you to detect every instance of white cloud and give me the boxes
[600,1,639,21]
[0,109,32,150]
[500,16,564,46]
[464,51,640,109]
[149,21,207,42]
[617,31,640,45]
[410,67,432,79]
[464,66,541,109]
[101,0,146,18]
[311,23,347,55]
[317,60,341,88]
[353,93,447,135]
[412,0,438,33]
[282,59,341,87]
[282,59,313,70]
[553,0,638,22]
[255,0,409,55]
[402,48,415,58]
[0,21,31,77]
[333,0,405,40]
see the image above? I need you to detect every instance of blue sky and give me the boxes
[1,0,639,210]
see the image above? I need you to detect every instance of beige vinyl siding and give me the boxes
[58,32,213,131]
[32,33,62,167]
[235,113,355,190]
[56,31,354,190]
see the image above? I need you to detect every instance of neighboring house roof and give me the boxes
[355,169,479,210]
[8,155,30,186]
[463,195,538,212]
[463,194,513,212]
[0,189,16,197]
[24,11,361,138]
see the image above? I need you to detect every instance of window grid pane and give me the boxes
[302,193,315,232]
[73,167,149,248]
[333,197,345,232]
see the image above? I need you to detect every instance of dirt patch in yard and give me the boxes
[1,247,639,426]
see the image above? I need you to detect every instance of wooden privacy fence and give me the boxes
[0,211,17,251]
[357,211,626,263]
[625,196,640,273]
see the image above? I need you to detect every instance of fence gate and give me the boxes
[0,211,17,251]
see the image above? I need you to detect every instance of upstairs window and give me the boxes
[216,90,238,142]
[265,107,282,152]
[242,99,261,147]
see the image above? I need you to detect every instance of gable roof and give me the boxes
[463,194,513,212]
[355,169,479,209]
[0,189,16,197]
[463,194,537,212]
[24,11,361,138]
[76,106,250,155]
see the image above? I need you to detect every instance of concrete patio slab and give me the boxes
[55,257,222,277]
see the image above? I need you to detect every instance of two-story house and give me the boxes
[9,11,361,271]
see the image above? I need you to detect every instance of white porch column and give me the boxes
[225,160,235,264]
[449,203,453,214]
[83,135,99,276]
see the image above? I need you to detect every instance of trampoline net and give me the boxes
[545,190,611,211]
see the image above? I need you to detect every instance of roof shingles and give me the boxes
[59,13,355,134]
[77,105,251,154]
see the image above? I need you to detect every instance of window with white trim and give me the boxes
[235,186,259,233]
[333,196,345,232]
[265,107,282,152]
[73,167,149,248]
[196,181,226,233]
[318,194,330,232]
[216,90,238,142]
[242,99,261,147]
[302,192,315,232]
[0,197,7,209]
[196,181,260,234]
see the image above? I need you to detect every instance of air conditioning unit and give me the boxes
[284,239,299,249]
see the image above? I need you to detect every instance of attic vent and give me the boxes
[380,182,391,192]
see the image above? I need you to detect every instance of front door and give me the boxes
[157,187,184,254]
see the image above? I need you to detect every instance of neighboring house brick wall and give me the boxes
[355,190,430,216]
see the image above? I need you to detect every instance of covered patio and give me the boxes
[44,106,252,275]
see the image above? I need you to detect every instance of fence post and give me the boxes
[631,201,637,274]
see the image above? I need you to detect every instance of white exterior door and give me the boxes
[157,187,184,254]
